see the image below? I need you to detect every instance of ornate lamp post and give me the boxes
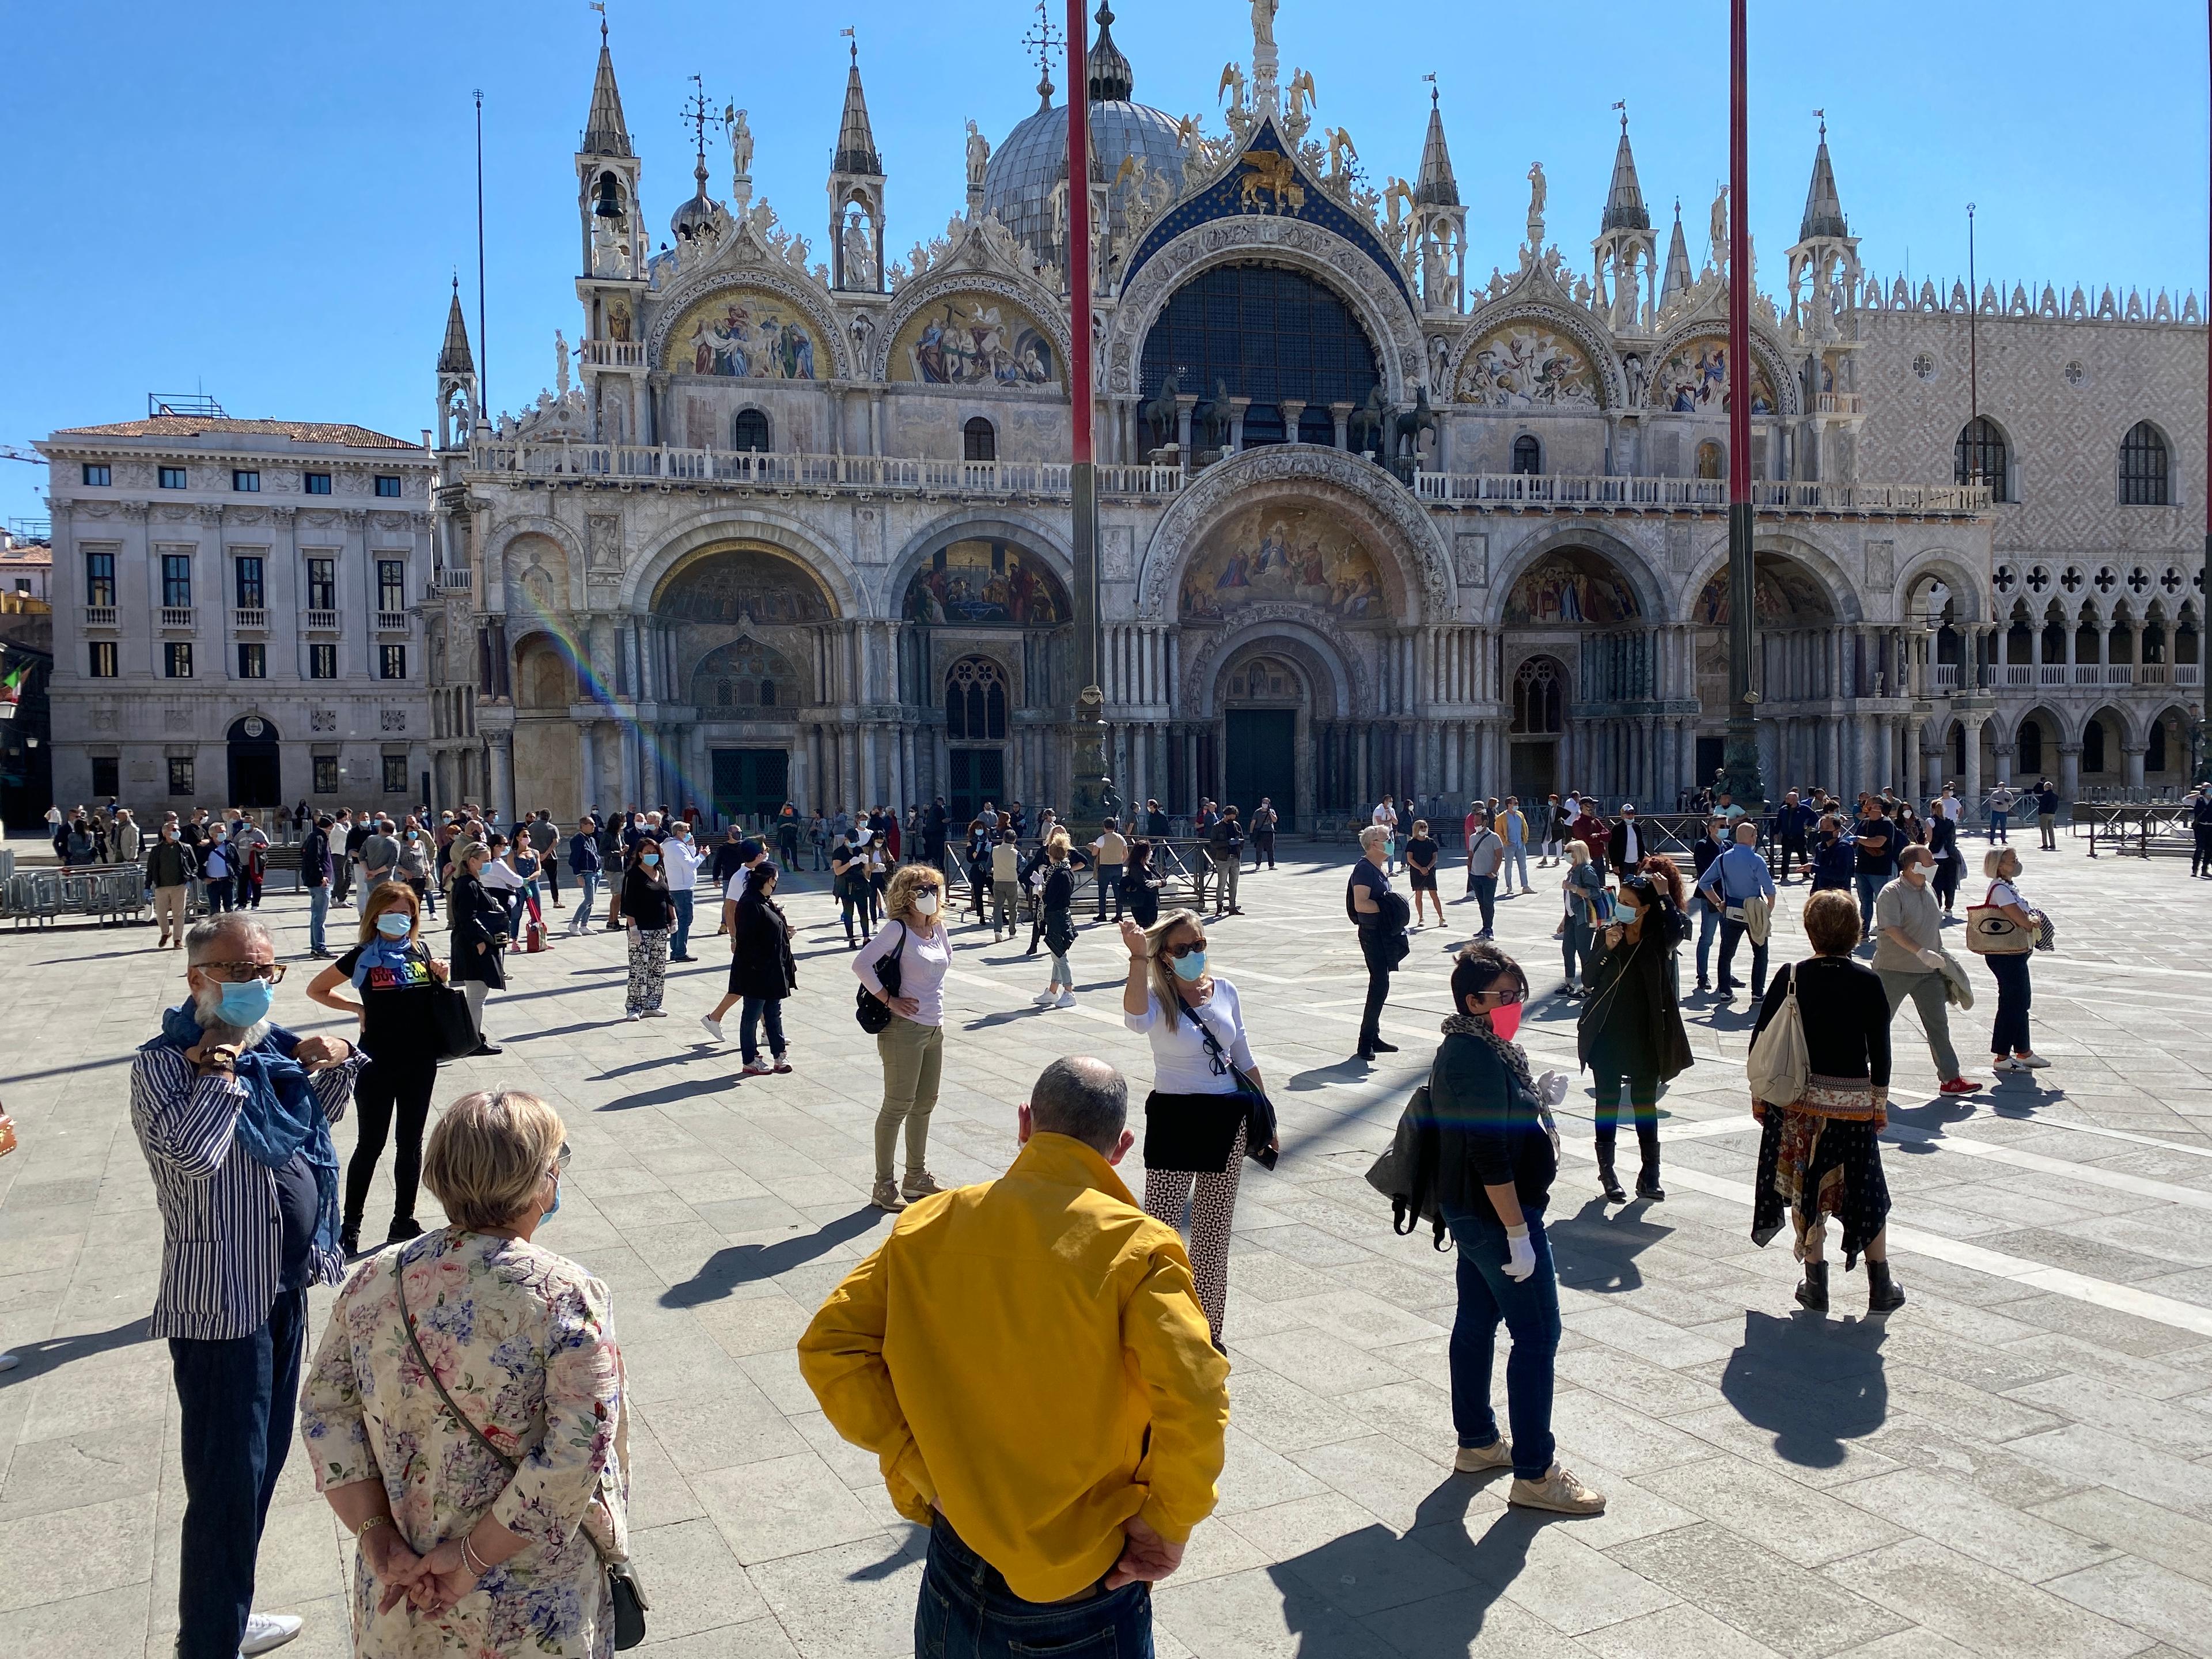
[1722,0,1767,810]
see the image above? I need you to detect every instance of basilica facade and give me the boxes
[425,7,2206,831]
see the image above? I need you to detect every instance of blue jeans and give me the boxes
[741,995,786,1064]
[1446,1210,1559,1481]
[916,1517,1152,1659]
[171,1286,306,1659]
[1695,897,1723,984]
[1988,949,2033,1057]
[1503,841,1530,889]
[570,870,600,931]
[1096,866,1122,919]
[307,883,329,954]
[1988,810,2009,842]
[1855,873,1884,936]
[670,889,695,957]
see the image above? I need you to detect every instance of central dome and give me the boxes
[982,99,1187,274]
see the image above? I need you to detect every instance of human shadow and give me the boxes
[1719,1308,1889,1468]
[1287,1056,1377,1092]
[0,1316,154,1385]
[589,1048,730,1083]
[1548,1194,1672,1296]
[1263,1468,1562,1654]
[660,1207,881,1308]
[598,1074,741,1112]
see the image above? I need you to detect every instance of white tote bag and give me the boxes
[1745,963,1810,1107]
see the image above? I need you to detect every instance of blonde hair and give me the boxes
[445,839,488,894]
[1566,839,1592,866]
[1359,824,1388,853]
[1143,907,1206,1016]
[884,861,944,922]
[356,880,421,946]
[1982,846,2018,880]
[422,1090,565,1231]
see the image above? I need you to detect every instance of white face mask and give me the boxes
[914,891,941,916]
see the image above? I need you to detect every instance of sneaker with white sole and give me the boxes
[2017,1054,2051,1069]
[1055,991,1076,1009]
[741,1059,772,1076]
[241,1612,305,1656]
[902,1169,945,1200]
[1453,1440,1513,1474]
[1032,990,1058,1006]
[1993,1055,2027,1072]
[624,1010,641,1022]
[1508,1462,1607,1514]
[699,1014,725,1043]
[870,1179,908,1212]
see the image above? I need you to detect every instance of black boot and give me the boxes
[1795,1260,1829,1312]
[1634,1131,1665,1200]
[1596,1143,1627,1203]
[340,1222,361,1259]
[1867,1258,1906,1313]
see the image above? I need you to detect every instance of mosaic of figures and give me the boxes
[1692,558,1834,626]
[892,296,1057,387]
[1650,335,1775,415]
[904,539,1067,626]
[1503,550,1643,627]
[1455,324,1599,410]
[654,547,834,626]
[668,289,820,380]
[1179,503,1387,623]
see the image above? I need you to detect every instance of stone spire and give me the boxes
[1660,198,1694,307]
[1800,117,1847,241]
[580,18,632,157]
[437,278,475,376]
[1601,109,1649,232]
[1414,84,1459,207]
[832,36,882,177]
[1088,2,1134,103]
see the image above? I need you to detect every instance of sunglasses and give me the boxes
[195,961,288,984]
[1165,938,1207,959]
[551,1141,572,1177]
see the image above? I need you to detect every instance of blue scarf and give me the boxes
[154,1005,343,1267]
[350,935,419,991]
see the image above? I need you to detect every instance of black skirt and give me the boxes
[1143,1089,1247,1172]
[1751,1109,1891,1269]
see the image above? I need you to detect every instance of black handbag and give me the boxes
[427,984,481,1060]
[854,922,908,1034]
[392,1257,648,1647]
[1177,995,1278,1169]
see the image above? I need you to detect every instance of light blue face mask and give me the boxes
[374,913,412,939]
[214,978,274,1028]
[543,1181,562,1221]
[640,852,659,866]
[1172,949,1208,982]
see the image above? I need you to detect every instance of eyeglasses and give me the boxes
[1165,938,1206,959]
[1486,987,1525,1006]
[550,1141,571,1177]
[195,960,287,984]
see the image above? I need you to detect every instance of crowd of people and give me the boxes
[40,762,2110,1659]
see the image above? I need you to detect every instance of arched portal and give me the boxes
[512,635,582,817]
[1691,549,1840,790]
[1221,649,1305,830]
[1499,543,1657,800]
[1508,654,1568,801]
[944,656,1010,821]
[226,714,281,809]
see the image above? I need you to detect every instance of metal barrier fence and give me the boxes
[2078,804,2198,858]
[2,865,147,926]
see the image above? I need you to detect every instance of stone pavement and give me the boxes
[2,832,2211,1658]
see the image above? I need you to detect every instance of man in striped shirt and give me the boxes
[130,914,362,1659]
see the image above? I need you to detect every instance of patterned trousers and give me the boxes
[1141,1121,1247,1346]
[626,927,669,1013]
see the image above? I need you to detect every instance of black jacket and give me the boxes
[1578,925,1694,1081]
[1753,956,1891,1088]
[1207,818,1245,858]
[1690,835,1729,907]
[1608,817,1647,873]
[145,839,198,888]
[300,828,331,885]
[449,872,509,987]
[620,865,674,932]
[732,892,797,1000]
[1403,1032,1557,1232]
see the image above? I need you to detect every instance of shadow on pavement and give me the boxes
[1548,1195,1672,1296]
[1720,1308,1889,1468]
[599,1073,742,1112]
[0,1316,155,1385]
[659,1207,881,1308]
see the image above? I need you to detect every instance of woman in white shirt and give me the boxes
[660,820,702,961]
[1119,908,1272,1349]
[1979,847,2047,1071]
[852,863,953,1212]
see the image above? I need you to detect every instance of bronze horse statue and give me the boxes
[1140,372,1182,453]
[1346,384,1389,456]
[1392,385,1441,461]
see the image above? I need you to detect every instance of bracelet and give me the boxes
[355,1514,393,1540]
[459,1535,490,1577]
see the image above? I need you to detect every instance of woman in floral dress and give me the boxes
[300,1089,629,1658]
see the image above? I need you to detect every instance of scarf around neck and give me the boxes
[1441,1011,1536,1097]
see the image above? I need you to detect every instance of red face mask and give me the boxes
[1487,998,1524,1041]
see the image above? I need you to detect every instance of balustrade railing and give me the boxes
[1410,472,1988,513]
[233,608,267,631]
[158,606,193,630]
[82,605,116,629]
[466,442,1186,498]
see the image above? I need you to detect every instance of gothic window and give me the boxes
[963,418,997,463]
[694,639,796,713]
[1510,657,1565,735]
[945,656,1008,741]
[2149,715,2168,772]
[2083,714,2107,773]
[1229,656,1296,699]
[1138,262,1382,412]
[2120,421,2169,506]
[733,408,771,452]
[2017,718,2043,775]
[1955,416,2009,501]
[1695,440,1724,480]
[1511,435,1541,475]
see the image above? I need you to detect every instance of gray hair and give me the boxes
[1030,1056,1128,1153]
[185,913,273,964]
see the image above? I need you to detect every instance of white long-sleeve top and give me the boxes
[660,837,701,892]
[1122,976,1257,1096]
[851,917,952,1028]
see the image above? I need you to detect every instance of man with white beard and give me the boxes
[129,914,362,1659]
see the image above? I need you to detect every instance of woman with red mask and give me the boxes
[1577,874,1694,1203]
[1411,941,1604,1515]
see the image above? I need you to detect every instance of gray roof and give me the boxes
[437,283,475,376]
[1601,124,1649,232]
[581,31,632,158]
[832,44,882,177]
[1660,200,1694,305]
[981,98,1186,271]
[1414,92,1457,208]
[1800,136,1848,241]
[1087,3,1134,103]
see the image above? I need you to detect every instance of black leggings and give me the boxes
[1592,1070,1661,1161]
[344,1052,438,1233]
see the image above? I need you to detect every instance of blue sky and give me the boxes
[6,0,2205,524]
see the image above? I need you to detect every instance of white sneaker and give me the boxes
[699,1014,724,1043]
[1453,1440,1513,1474]
[241,1612,305,1656]
[2017,1054,2051,1069]
[1993,1056,2026,1072]
[624,1010,641,1022]
[1508,1462,1607,1515]
[1033,990,1058,1006]
[1055,991,1076,1009]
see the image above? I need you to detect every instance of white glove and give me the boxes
[1536,1069,1568,1107]
[1501,1224,1536,1282]
[1916,946,1945,971]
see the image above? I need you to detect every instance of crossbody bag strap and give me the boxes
[392,1253,519,1475]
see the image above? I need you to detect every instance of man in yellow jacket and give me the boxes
[799,1055,1229,1654]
